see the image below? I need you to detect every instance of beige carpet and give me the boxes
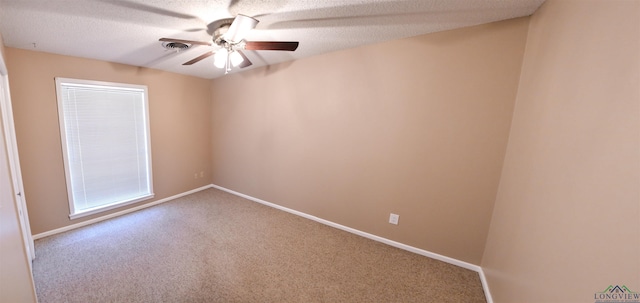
[33,188,487,302]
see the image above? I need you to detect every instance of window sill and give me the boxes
[69,194,155,220]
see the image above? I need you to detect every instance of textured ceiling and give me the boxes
[0,0,545,79]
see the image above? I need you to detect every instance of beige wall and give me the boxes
[482,0,640,302]
[210,18,529,264]
[7,48,213,235]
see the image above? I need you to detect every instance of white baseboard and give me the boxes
[478,267,494,303]
[32,185,213,240]
[210,184,493,303]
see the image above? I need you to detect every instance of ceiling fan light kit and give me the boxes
[229,51,244,66]
[213,48,244,71]
[159,14,299,75]
[213,48,227,68]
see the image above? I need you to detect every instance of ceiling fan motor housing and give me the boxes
[211,18,234,46]
[214,25,231,46]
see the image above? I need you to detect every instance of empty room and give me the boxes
[0,0,638,302]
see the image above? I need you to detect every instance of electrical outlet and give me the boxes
[389,213,399,225]
[194,173,198,179]
[200,171,204,178]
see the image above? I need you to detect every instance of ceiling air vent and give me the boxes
[162,41,191,51]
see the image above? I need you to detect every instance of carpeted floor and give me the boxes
[33,188,487,302]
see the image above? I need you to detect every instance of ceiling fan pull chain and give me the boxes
[225,48,231,74]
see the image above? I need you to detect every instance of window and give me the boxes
[55,78,153,219]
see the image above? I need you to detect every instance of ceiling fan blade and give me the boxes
[262,2,447,30]
[223,14,259,43]
[159,38,212,46]
[227,0,242,14]
[103,0,198,20]
[244,41,299,51]
[183,51,214,65]
[236,50,253,68]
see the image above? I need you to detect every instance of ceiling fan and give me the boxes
[159,14,299,74]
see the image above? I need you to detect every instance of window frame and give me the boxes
[55,77,154,219]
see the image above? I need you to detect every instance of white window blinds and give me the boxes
[56,78,153,219]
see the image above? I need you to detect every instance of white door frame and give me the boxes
[0,54,35,262]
